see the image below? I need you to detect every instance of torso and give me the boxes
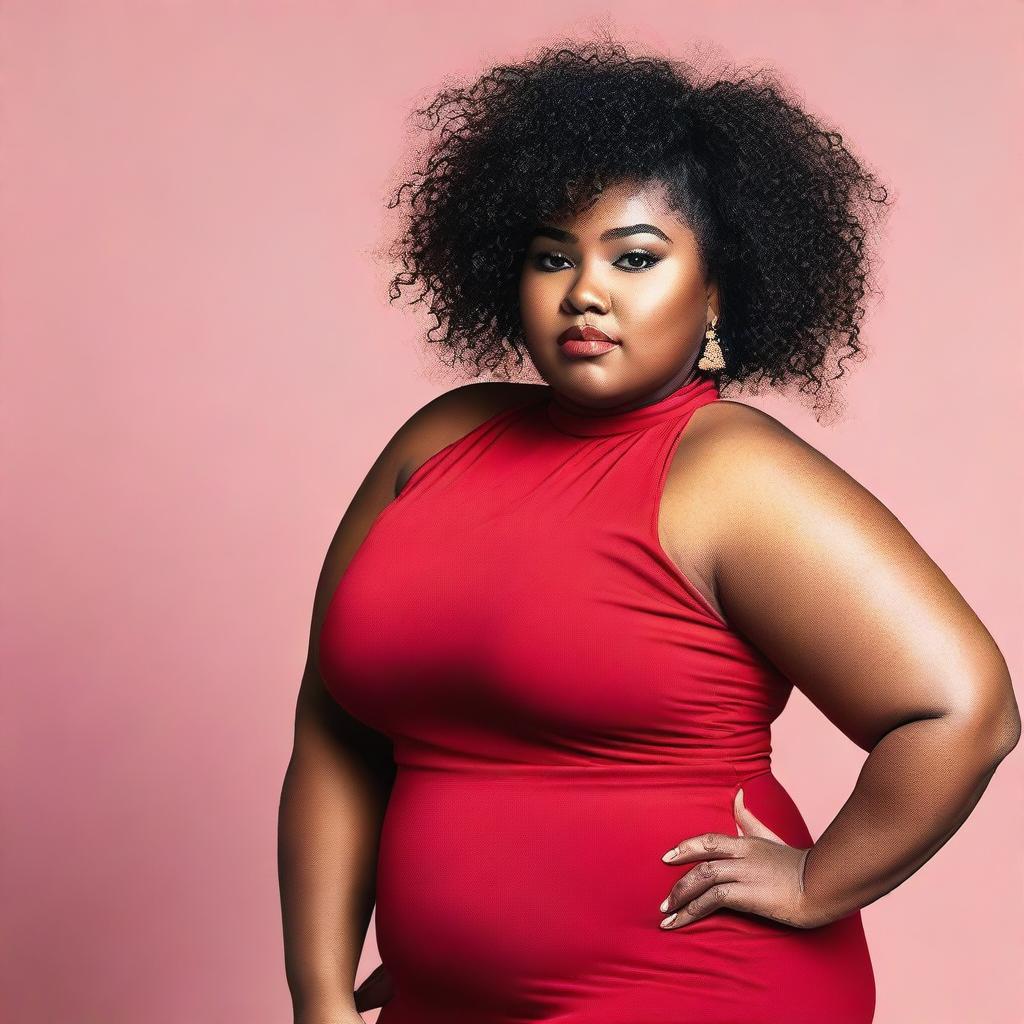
[318,378,876,1021]
[396,382,754,627]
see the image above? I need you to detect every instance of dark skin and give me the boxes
[283,179,1020,1020]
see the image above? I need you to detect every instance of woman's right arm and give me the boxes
[278,382,542,1022]
[278,422,408,1024]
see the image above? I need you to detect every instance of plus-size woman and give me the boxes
[278,39,1020,1024]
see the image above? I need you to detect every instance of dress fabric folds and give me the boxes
[319,375,876,1023]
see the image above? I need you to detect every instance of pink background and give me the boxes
[3,2,1021,1022]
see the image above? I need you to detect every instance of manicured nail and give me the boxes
[660,898,670,912]
[662,848,678,862]
[660,913,678,928]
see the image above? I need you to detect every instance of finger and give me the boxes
[354,964,394,1012]
[660,855,745,916]
[354,962,387,994]
[354,986,379,1013]
[660,881,745,929]
[733,787,784,844]
[662,831,744,865]
[355,982,392,1013]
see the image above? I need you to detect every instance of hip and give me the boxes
[374,762,875,1022]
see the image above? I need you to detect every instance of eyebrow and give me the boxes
[530,223,673,244]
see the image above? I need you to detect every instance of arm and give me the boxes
[280,670,395,1022]
[706,410,1020,927]
[278,382,544,1020]
[278,426,403,1022]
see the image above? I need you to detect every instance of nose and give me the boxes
[561,262,610,317]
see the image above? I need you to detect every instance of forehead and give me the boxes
[552,179,671,221]
[533,178,696,250]
[550,179,675,228]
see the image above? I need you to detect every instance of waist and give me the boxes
[392,754,772,786]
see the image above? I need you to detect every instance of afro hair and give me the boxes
[382,32,894,421]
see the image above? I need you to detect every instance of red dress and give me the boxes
[319,375,875,1023]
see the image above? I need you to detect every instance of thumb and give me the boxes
[734,787,784,843]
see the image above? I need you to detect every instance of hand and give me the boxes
[657,787,827,931]
[294,1010,366,1024]
[354,962,395,1013]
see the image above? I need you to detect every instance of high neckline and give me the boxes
[545,374,720,437]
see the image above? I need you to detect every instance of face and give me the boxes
[518,179,719,412]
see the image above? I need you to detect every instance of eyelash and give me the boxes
[530,249,661,273]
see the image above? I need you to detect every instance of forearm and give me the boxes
[801,711,1016,925]
[278,736,395,1016]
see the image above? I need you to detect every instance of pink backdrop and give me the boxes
[3,2,1021,1022]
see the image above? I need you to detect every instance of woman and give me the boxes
[278,38,1020,1024]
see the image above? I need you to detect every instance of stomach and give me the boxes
[373,762,875,1024]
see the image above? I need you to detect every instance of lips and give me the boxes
[557,325,619,346]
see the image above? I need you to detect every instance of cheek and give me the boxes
[621,272,705,336]
[519,273,561,330]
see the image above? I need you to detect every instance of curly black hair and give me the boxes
[382,32,894,420]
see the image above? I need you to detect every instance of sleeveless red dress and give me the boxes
[318,375,875,1023]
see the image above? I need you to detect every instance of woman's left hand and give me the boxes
[658,787,828,931]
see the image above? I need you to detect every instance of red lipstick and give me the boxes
[556,325,620,359]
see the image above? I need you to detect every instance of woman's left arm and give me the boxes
[705,412,1020,929]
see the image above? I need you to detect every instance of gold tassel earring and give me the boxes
[697,315,726,372]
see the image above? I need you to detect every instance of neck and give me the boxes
[551,366,704,418]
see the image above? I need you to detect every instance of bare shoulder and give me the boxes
[679,397,807,452]
[670,396,858,500]
[666,399,1017,755]
[303,380,547,696]
[397,382,549,493]
[660,397,883,623]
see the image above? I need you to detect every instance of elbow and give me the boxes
[980,675,1021,763]
[944,696,1021,768]
[944,658,1021,765]
[993,708,1022,761]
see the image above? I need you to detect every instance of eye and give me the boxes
[530,251,572,272]
[615,249,661,271]
[529,249,662,273]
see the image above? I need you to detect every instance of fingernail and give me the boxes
[660,913,678,928]
[662,848,677,862]
[659,898,670,912]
